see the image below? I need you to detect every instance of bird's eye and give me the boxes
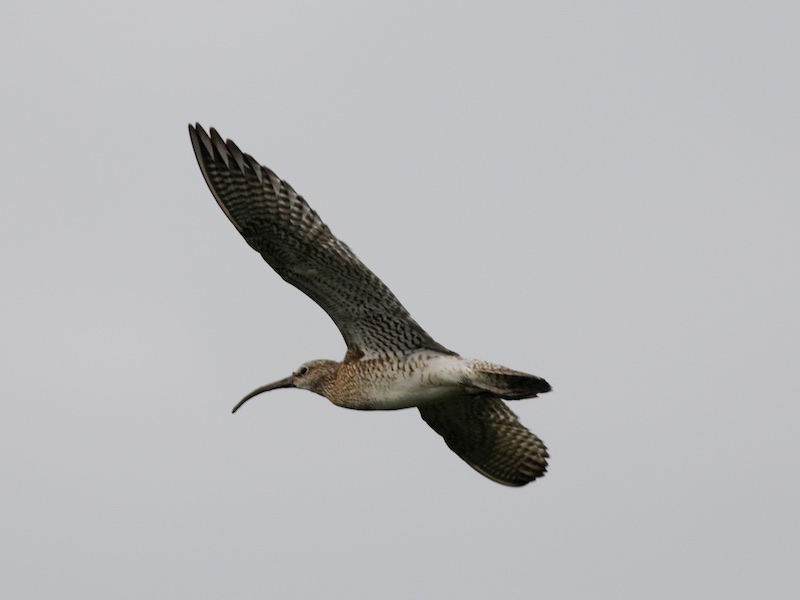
[298,366,309,376]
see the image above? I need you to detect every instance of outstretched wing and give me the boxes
[419,395,548,486]
[189,124,452,359]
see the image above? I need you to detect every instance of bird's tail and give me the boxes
[465,362,551,400]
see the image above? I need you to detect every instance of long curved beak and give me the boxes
[231,375,294,414]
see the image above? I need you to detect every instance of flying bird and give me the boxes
[189,124,552,486]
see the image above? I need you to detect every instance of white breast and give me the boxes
[367,354,477,410]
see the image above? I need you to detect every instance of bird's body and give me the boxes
[283,353,547,411]
[299,353,473,411]
[189,124,552,486]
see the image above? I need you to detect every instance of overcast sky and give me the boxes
[2,1,798,598]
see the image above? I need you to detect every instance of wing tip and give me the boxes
[188,123,248,234]
[469,462,548,487]
[208,127,230,168]
[190,123,269,188]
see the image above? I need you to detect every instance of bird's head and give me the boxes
[231,359,339,413]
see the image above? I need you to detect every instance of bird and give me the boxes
[189,124,552,486]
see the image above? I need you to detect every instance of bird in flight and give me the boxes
[189,124,552,486]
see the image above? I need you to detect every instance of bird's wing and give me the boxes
[418,395,548,486]
[189,124,452,359]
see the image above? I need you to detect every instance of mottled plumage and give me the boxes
[419,397,549,487]
[189,123,552,486]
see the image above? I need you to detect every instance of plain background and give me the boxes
[2,1,798,598]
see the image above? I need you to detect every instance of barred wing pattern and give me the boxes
[189,124,452,359]
[418,395,549,486]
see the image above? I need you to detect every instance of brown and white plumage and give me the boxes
[189,124,449,360]
[189,123,552,486]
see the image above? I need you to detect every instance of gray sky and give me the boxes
[2,1,798,598]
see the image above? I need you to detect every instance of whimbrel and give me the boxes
[189,124,552,486]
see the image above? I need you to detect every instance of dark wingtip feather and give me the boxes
[190,123,215,159]
[227,138,248,176]
[209,128,230,168]
[246,153,264,184]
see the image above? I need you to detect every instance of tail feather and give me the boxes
[466,363,551,400]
